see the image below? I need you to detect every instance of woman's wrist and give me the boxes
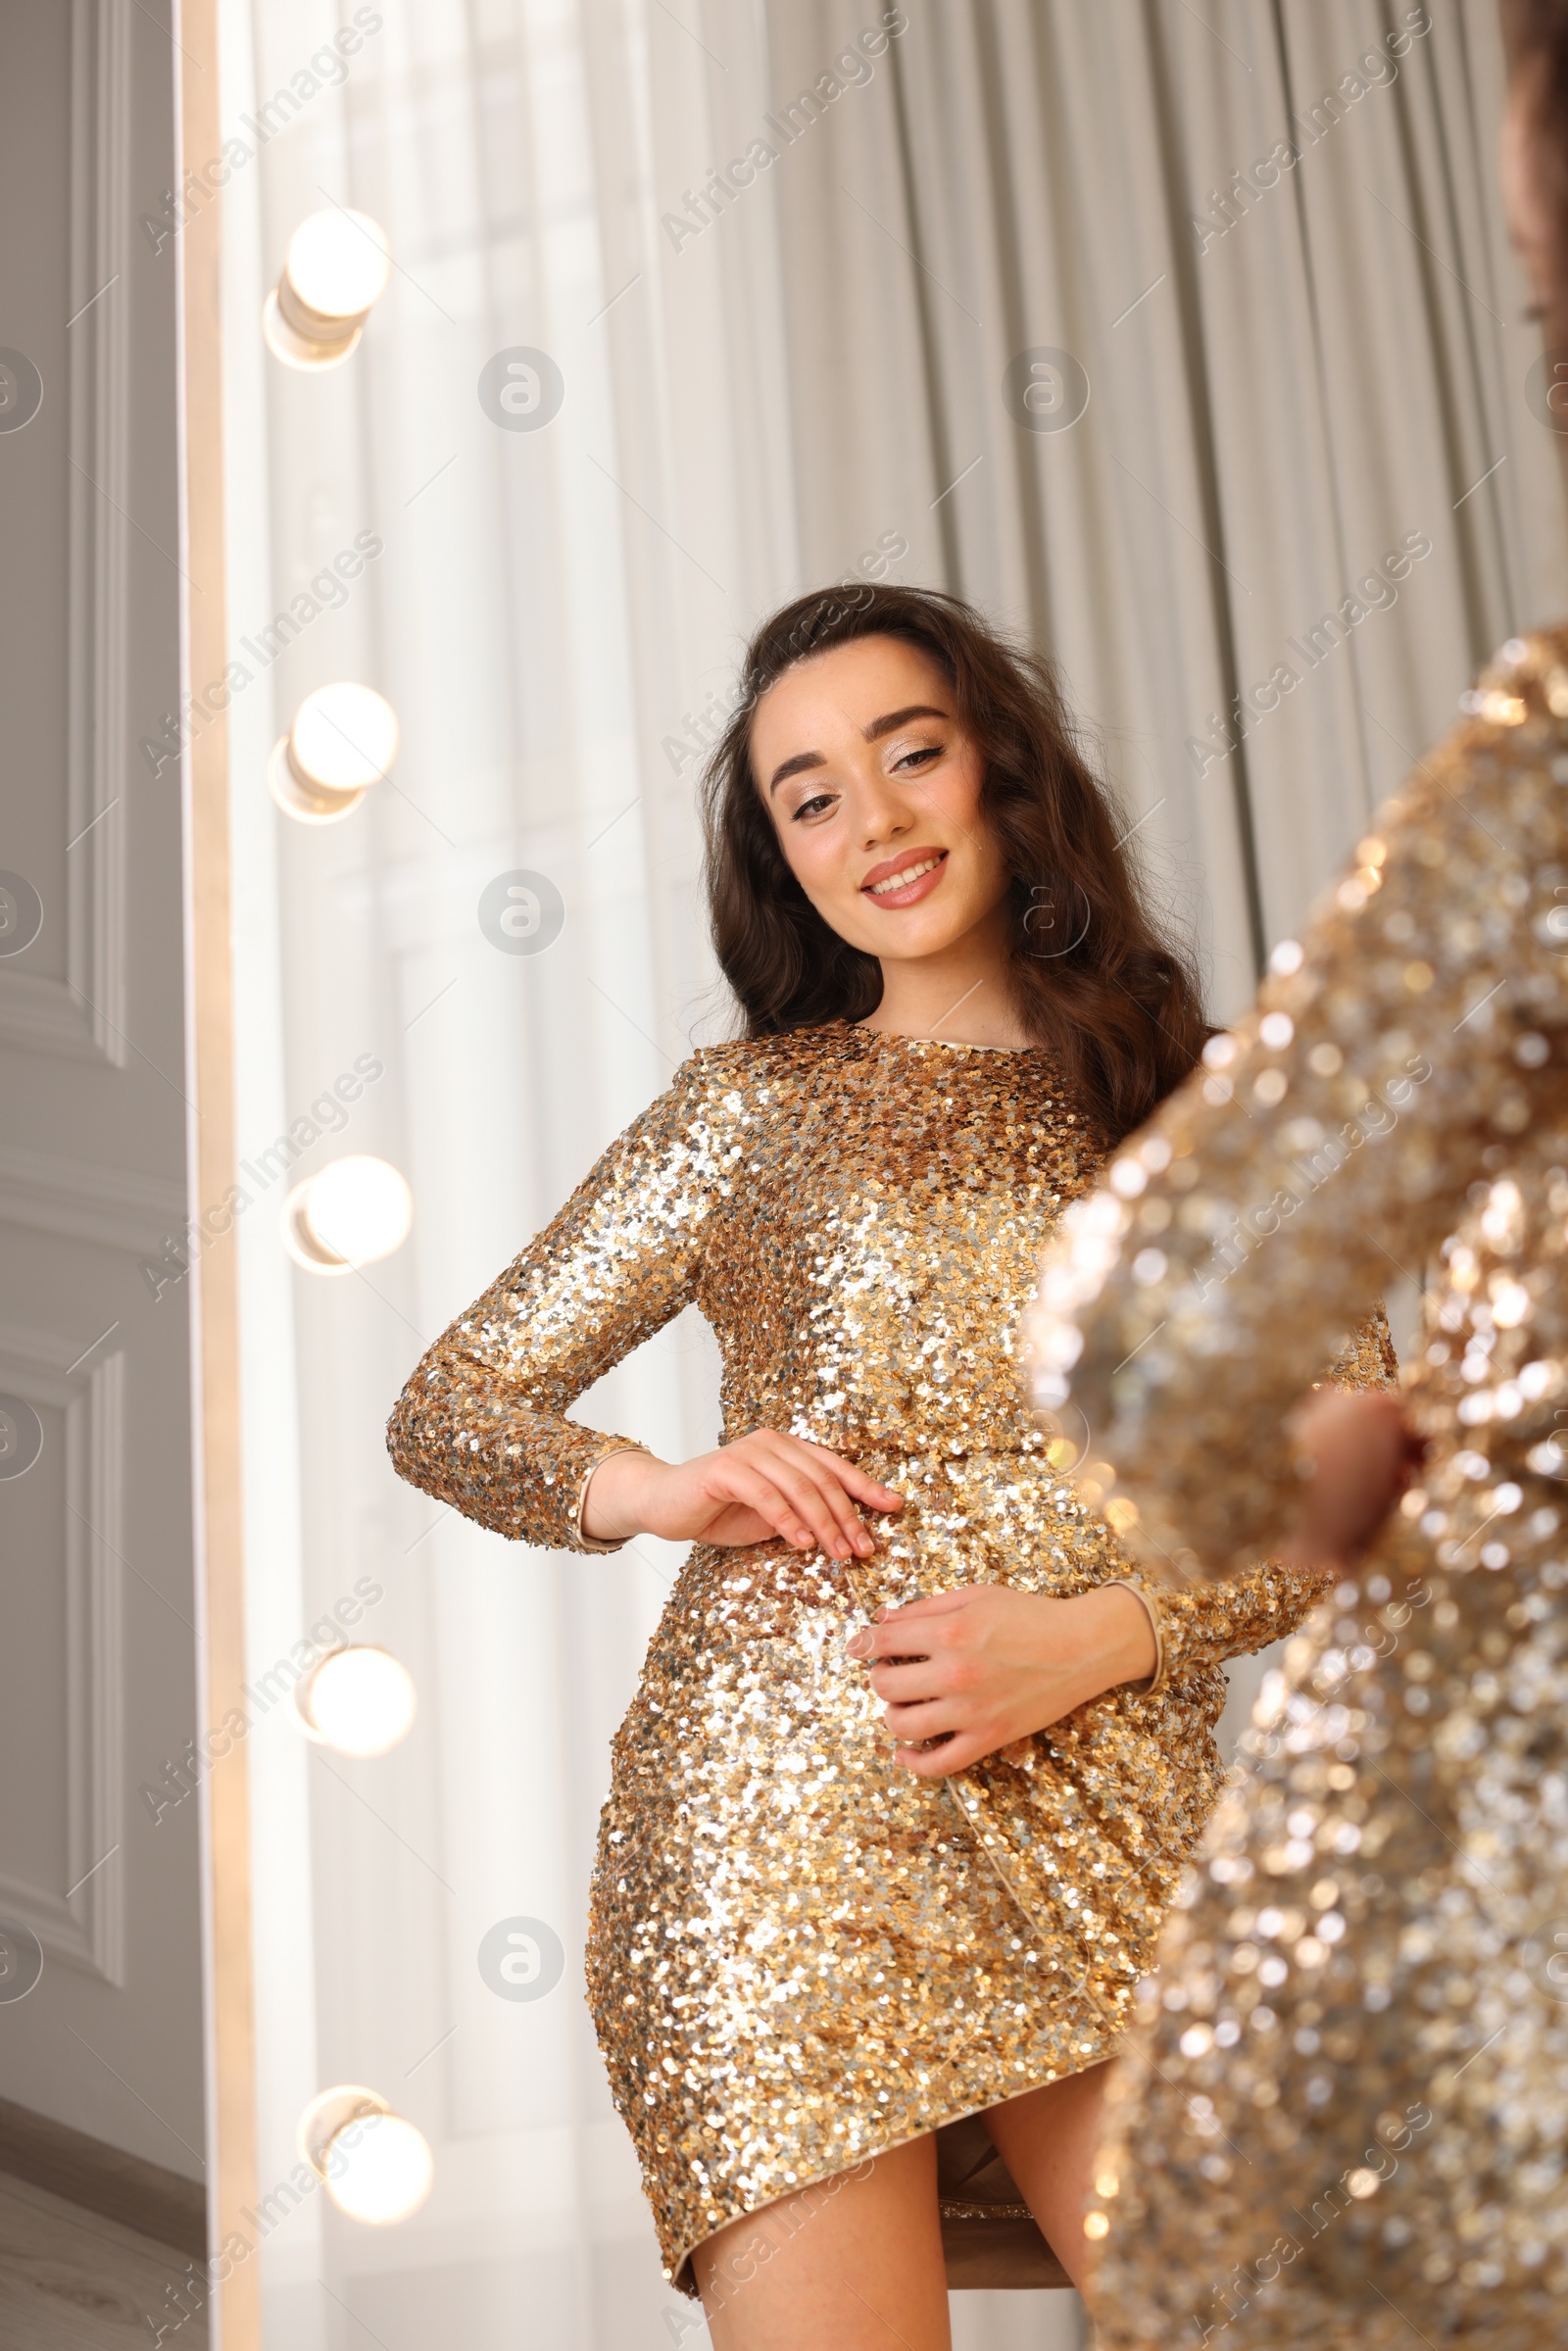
[1079,1583,1159,1693]
[580,1445,662,1543]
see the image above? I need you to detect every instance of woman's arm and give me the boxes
[1096,1305,1398,1671]
[853,1320,1395,1773]
[386,1062,718,1551]
[580,1431,902,1559]
[848,1582,1156,1775]
[852,1192,1398,1774]
[387,1057,903,1558]
[1026,632,1568,1579]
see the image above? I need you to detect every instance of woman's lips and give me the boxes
[859,849,949,908]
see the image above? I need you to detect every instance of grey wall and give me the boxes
[0,0,206,2186]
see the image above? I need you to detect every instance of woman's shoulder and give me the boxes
[635,1025,860,1158]
[678,1022,859,1097]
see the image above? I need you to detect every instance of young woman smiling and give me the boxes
[387,585,1392,2350]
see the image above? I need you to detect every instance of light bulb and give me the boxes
[326,2111,433,2224]
[298,2087,433,2226]
[263,208,391,369]
[296,1646,416,1757]
[283,1156,413,1274]
[269,683,398,824]
[287,210,391,318]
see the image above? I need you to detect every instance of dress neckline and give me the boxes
[846,1020,1045,1058]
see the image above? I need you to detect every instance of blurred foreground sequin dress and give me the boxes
[1028,628,1568,2347]
[387,1023,1385,2292]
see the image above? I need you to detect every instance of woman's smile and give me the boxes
[861,847,950,906]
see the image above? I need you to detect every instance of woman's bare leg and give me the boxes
[983,2061,1112,2290]
[690,2133,951,2351]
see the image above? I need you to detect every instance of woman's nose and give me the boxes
[854,776,912,849]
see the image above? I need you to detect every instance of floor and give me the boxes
[0,2163,1082,2351]
[0,2170,208,2350]
[950,2288,1085,2348]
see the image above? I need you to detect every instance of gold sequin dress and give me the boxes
[1027,628,1568,2347]
[387,1022,1362,2294]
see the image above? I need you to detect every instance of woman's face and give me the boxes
[1502,70,1568,347]
[750,634,1012,965]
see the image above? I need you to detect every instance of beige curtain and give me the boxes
[753,0,1567,1015]
[219,5,1562,2348]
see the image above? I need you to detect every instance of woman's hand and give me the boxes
[1283,1387,1422,1570]
[845,1583,1158,1777]
[581,1430,905,1558]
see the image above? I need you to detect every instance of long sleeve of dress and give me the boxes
[1102,1307,1397,1686]
[387,1060,720,1552]
[1026,629,1568,1580]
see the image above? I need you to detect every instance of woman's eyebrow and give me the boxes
[767,705,949,794]
[768,749,825,793]
[862,703,948,741]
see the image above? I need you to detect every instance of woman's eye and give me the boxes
[792,792,836,821]
[895,744,942,771]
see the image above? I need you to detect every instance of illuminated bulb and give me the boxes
[269,683,398,824]
[263,208,391,368]
[326,2112,433,2223]
[298,2087,433,2225]
[283,1155,413,1274]
[296,1646,416,1757]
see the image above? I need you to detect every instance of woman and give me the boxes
[386,586,1385,2349]
[1009,11,1568,2344]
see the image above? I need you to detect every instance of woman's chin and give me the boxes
[828,895,984,960]
[872,915,990,964]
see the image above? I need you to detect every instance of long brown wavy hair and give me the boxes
[1503,0,1568,318]
[700,583,1208,1146]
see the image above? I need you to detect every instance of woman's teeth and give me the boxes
[868,855,943,896]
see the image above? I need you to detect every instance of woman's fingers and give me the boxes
[848,1592,967,1662]
[786,1439,904,1512]
[618,1430,905,1550]
[721,1453,875,1558]
[717,1432,905,1553]
[879,1588,966,1622]
[683,1430,906,1555]
[764,1441,885,1546]
[865,1654,949,1701]
[894,1728,989,1777]
[741,1456,864,1556]
[881,1692,959,1736]
[826,1458,906,1511]
[710,1461,825,1550]
[792,1435,899,1481]
[743,1440,875,1556]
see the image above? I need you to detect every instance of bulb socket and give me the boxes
[298,2085,389,2180]
[267,735,368,826]
[282,1178,354,1273]
[262,280,366,371]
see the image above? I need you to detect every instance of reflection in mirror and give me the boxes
[211,4,1560,2351]
[103,2,1568,2350]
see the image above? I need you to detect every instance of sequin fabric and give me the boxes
[1026,628,1568,2346]
[388,1023,1369,2293]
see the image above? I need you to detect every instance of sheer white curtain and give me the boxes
[215,4,1562,2348]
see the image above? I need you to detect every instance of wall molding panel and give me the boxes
[0,1325,125,1986]
[0,1140,186,1256]
[0,0,133,1067]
